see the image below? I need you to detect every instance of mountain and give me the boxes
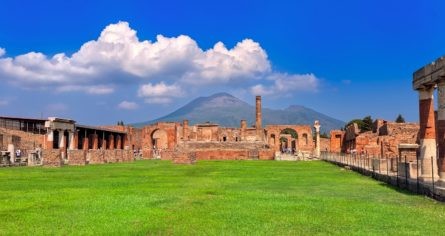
[133,93,345,133]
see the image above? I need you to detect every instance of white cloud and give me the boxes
[250,73,319,96]
[143,97,173,104]
[117,101,138,110]
[137,82,183,104]
[0,21,320,101]
[0,48,5,57]
[56,85,114,94]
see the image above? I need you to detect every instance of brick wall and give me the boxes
[68,150,86,166]
[42,149,62,167]
[88,150,105,164]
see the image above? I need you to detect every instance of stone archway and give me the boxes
[152,129,168,149]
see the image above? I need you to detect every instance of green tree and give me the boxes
[280,128,298,139]
[345,116,373,132]
[395,114,405,123]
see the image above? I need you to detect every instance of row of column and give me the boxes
[46,129,124,151]
[417,85,443,183]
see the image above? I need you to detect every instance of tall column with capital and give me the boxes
[437,81,445,184]
[418,87,439,182]
[314,120,321,158]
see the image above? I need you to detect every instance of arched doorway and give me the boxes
[152,129,168,149]
[280,136,288,152]
[280,128,298,152]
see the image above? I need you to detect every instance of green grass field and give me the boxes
[0,160,444,235]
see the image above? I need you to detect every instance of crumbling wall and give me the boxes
[68,150,86,166]
[42,149,62,167]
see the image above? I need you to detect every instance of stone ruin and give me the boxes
[0,96,323,167]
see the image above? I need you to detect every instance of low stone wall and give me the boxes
[195,149,249,160]
[88,150,105,164]
[173,150,196,164]
[259,150,275,160]
[42,149,62,167]
[68,150,86,166]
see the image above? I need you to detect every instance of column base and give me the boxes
[419,174,440,183]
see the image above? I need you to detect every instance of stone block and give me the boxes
[173,150,196,164]
[372,158,389,172]
[42,149,62,167]
[68,150,87,166]
[398,162,419,178]
[88,150,105,164]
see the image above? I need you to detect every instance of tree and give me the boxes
[280,128,298,139]
[320,132,329,138]
[345,116,373,133]
[396,114,405,123]
[361,116,374,132]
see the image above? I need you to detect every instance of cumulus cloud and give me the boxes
[0,48,5,57]
[0,21,319,100]
[250,73,319,96]
[117,101,138,110]
[137,82,184,104]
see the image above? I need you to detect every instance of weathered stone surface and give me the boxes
[42,149,62,167]
[88,150,105,164]
[173,149,196,164]
[68,150,86,166]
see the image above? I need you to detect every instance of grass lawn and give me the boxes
[0,160,444,235]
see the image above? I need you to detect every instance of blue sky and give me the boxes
[0,0,444,126]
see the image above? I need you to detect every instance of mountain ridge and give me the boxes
[133,93,345,132]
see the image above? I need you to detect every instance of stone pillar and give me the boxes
[92,134,99,150]
[59,130,66,149]
[418,87,439,182]
[314,120,321,158]
[109,134,115,150]
[7,144,15,164]
[102,138,107,150]
[183,120,189,141]
[68,131,76,150]
[438,81,445,184]
[59,130,66,159]
[256,96,262,130]
[241,120,246,141]
[46,129,54,149]
[82,136,89,150]
[116,135,122,149]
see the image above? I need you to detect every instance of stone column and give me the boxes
[102,138,107,150]
[46,129,54,149]
[7,144,15,164]
[240,120,246,141]
[314,121,321,158]
[68,131,76,150]
[437,81,445,185]
[183,120,189,141]
[109,134,115,150]
[255,96,262,141]
[418,87,439,182]
[92,134,99,150]
[116,135,122,149]
[82,135,89,150]
[59,130,66,149]
[58,130,66,160]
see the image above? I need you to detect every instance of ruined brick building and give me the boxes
[0,96,321,166]
[329,119,419,158]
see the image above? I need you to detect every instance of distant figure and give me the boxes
[16,149,21,157]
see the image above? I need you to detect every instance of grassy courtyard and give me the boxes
[0,160,444,235]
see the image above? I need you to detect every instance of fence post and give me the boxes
[404,155,408,189]
[386,157,390,184]
[396,155,399,188]
[416,152,420,194]
[431,156,435,198]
